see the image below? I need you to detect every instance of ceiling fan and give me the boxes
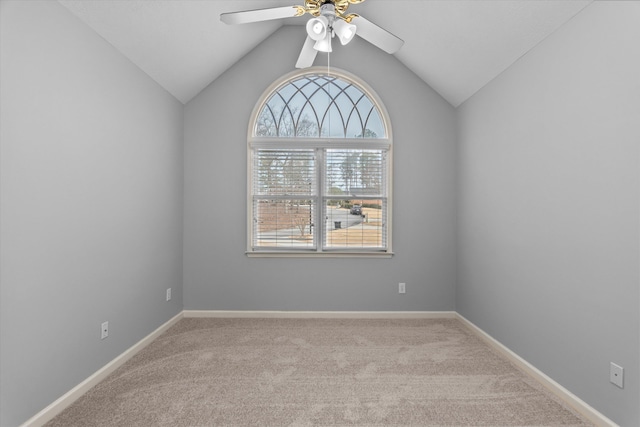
[221,0,404,68]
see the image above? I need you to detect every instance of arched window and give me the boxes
[248,68,392,256]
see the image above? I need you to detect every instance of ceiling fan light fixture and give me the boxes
[306,16,329,41]
[314,32,332,52]
[333,19,356,45]
[221,0,405,69]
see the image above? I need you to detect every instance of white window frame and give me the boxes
[246,67,393,258]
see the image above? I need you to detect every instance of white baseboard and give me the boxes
[21,312,184,427]
[183,310,457,319]
[455,313,617,427]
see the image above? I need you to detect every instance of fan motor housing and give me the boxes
[305,0,355,17]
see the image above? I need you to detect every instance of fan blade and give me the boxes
[296,36,318,68]
[221,6,303,25]
[352,15,404,54]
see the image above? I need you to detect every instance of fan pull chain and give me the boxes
[327,51,331,136]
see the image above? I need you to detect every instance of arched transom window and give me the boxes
[255,73,386,139]
[248,68,392,256]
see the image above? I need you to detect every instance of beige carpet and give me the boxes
[46,318,593,426]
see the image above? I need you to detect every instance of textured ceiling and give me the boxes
[58,0,592,106]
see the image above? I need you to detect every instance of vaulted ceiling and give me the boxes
[58,0,592,107]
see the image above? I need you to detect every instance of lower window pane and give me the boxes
[254,199,315,249]
[324,200,385,249]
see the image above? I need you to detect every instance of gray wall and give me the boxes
[457,2,639,425]
[184,26,457,312]
[0,2,184,426]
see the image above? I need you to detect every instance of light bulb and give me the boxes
[306,16,328,41]
[312,22,324,35]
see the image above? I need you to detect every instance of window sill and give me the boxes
[246,251,394,259]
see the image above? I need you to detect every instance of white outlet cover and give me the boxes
[101,321,109,340]
[610,362,624,388]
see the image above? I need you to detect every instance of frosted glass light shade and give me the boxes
[333,19,356,45]
[314,32,332,52]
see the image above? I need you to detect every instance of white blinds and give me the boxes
[323,199,387,249]
[324,149,386,198]
[252,149,316,249]
[253,149,316,197]
[251,147,388,251]
[323,149,387,250]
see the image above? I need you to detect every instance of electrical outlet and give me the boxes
[399,282,406,294]
[101,321,109,340]
[166,288,172,301]
[610,362,624,388]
